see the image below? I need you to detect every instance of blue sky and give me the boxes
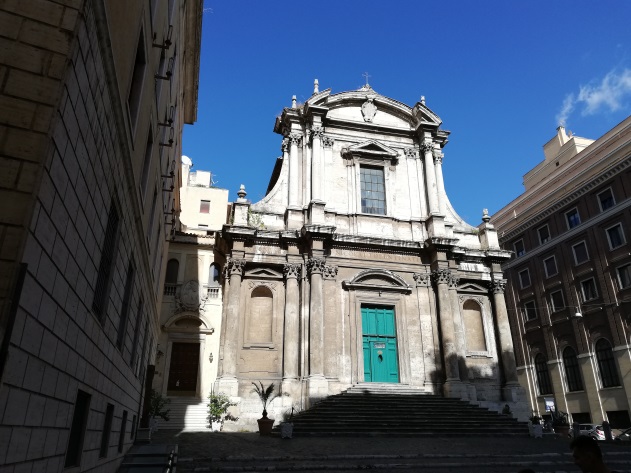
[183,0,631,225]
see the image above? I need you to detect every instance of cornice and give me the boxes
[498,155,631,243]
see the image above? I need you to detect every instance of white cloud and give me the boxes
[556,68,631,126]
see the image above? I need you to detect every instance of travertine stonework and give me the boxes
[215,83,526,430]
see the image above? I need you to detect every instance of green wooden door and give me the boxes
[362,306,399,383]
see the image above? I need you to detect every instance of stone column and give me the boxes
[448,273,467,384]
[217,257,245,396]
[432,269,463,397]
[310,126,324,201]
[413,271,435,388]
[322,264,338,378]
[282,263,301,383]
[433,149,447,217]
[422,141,439,215]
[490,279,519,385]
[288,132,302,207]
[306,257,328,404]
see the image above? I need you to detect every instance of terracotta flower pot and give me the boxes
[257,416,275,436]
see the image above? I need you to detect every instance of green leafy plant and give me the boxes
[208,390,238,426]
[149,389,171,421]
[251,382,278,418]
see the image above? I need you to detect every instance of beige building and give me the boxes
[492,119,631,428]
[153,160,229,429]
[215,82,527,430]
[0,0,201,470]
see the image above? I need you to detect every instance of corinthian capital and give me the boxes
[433,149,444,165]
[404,147,417,159]
[413,271,431,287]
[490,279,507,294]
[420,141,434,154]
[283,263,301,279]
[223,258,246,278]
[448,273,460,289]
[322,135,334,147]
[307,257,326,275]
[289,133,303,145]
[431,268,451,285]
[310,126,324,140]
[323,265,338,279]
[281,138,289,153]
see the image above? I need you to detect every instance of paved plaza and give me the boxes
[149,430,631,472]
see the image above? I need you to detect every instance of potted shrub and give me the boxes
[148,389,171,433]
[529,413,543,438]
[551,408,570,437]
[208,390,238,432]
[251,381,278,436]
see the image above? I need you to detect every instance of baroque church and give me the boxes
[214,81,525,427]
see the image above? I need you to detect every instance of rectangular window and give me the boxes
[140,127,154,199]
[543,256,558,278]
[606,223,625,250]
[127,28,147,130]
[566,208,581,229]
[200,200,210,213]
[118,410,128,453]
[513,239,525,257]
[581,278,598,302]
[572,241,589,265]
[617,263,631,289]
[93,201,120,321]
[518,268,531,289]
[550,290,565,312]
[130,300,143,366]
[116,261,135,350]
[65,390,91,468]
[100,403,114,458]
[537,225,550,245]
[524,301,537,321]
[360,166,386,215]
[597,188,615,211]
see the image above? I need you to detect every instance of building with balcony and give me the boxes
[492,119,631,428]
[0,0,201,470]
[152,160,228,429]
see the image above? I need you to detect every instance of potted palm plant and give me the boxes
[252,381,278,436]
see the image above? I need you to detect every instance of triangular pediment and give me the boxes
[458,282,488,293]
[245,267,284,279]
[347,140,398,157]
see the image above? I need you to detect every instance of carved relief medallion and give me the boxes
[174,280,208,314]
[361,96,377,122]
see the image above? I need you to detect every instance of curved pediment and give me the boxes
[343,269,411,293]
[163,313,214,335]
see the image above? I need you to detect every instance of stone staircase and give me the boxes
[276,383,529,437]
[156,397,209,431]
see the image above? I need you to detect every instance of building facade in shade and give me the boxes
[491,119,631,428]
[0,1,201,471]
[152,160,229,429]
[215,82,526,431]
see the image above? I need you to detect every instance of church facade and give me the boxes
[216,83,524,428]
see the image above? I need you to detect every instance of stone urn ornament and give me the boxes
[252,382,278,436]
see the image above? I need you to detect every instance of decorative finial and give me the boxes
[420,95,426,105]
[292,95,297,109]
[482,208,490,223]
[362,71,371,87]
[313,79,319,94]
[237,184,247,200]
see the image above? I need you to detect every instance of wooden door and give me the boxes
[167,342,200,395]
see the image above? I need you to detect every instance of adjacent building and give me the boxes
[215,82,526,430]
[0,0,201,470]
[153,159,229,430]
[492,119,631,428]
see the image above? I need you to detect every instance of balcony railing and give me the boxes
[163,283,179,296]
